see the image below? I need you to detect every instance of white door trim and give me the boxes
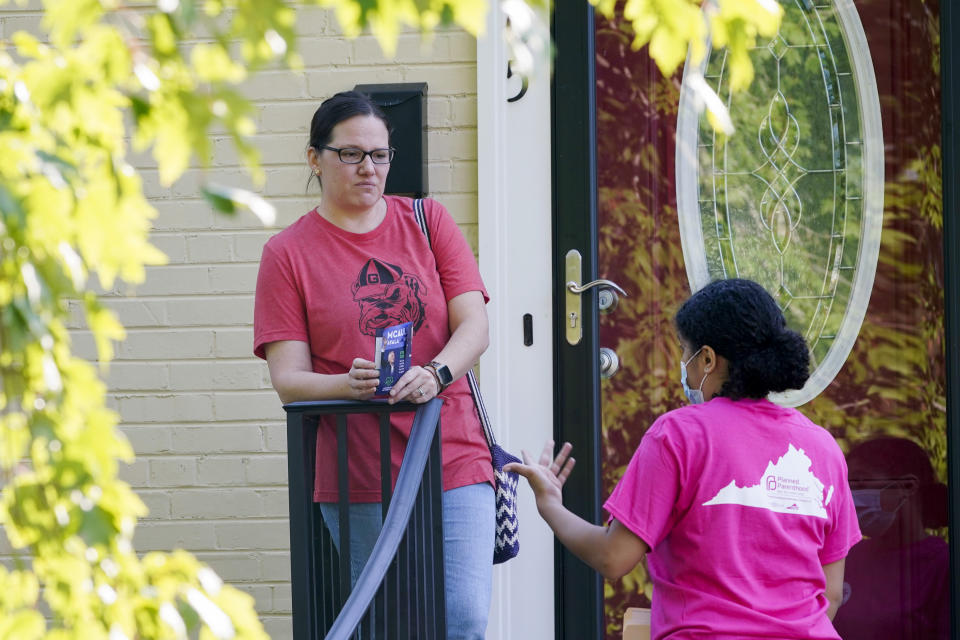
[477,4,556,638]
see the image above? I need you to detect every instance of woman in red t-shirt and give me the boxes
[254,90,494,639]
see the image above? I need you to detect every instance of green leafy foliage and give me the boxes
[202,183,276,226]
[590,0,783,90]
[314,0,490,54]
[0,0,351,635]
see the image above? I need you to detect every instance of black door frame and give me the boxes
[552,1,960,638]
[941,0,959,634]
[551,3,604,639]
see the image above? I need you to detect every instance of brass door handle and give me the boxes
[564,250,629,346]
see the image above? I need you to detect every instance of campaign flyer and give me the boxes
[373,321,412,395]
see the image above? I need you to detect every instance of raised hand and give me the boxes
[504,439,575,512]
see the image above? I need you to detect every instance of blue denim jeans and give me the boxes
[319,482,495,640]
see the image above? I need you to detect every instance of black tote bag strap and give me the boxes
[467,369,497,449]
[413,198,432,247]
[412,197,495,450]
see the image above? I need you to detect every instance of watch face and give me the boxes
[432,362,453,386]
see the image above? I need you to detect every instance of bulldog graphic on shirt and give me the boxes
[351,257,428,336]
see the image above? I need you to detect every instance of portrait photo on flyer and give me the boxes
[374,321,412,395]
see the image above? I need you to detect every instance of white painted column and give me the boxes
[477,4,556,639]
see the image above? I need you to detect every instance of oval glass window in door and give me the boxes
[675,0,884,406]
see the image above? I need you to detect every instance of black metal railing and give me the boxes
[284,398,446,639]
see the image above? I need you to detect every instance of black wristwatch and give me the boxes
[427,361,453,391]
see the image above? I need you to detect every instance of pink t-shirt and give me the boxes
[604,397,861,640]
[254,196,493,502]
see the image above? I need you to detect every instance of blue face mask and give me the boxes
[680,348,708,404]
[852,488,902,538]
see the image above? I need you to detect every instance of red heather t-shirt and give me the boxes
[254,196,493,502]
[604,398,861,640]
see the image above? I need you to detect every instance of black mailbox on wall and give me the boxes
[354,82,428,198]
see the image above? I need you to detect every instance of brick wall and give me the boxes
[0,4,479,638]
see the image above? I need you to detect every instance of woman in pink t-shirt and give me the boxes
[508,279,861,639]
[254,91,494,639]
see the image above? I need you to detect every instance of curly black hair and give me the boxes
[674,278,810,400]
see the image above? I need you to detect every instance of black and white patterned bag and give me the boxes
[466,369,521,564]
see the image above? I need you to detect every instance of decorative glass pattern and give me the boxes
[676,0,884,406]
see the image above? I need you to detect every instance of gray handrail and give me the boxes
[284,397,445,639]
[323,397,443,638]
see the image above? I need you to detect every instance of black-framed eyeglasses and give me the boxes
[319,145,395,164]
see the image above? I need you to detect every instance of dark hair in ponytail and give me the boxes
[674,278,810,400]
